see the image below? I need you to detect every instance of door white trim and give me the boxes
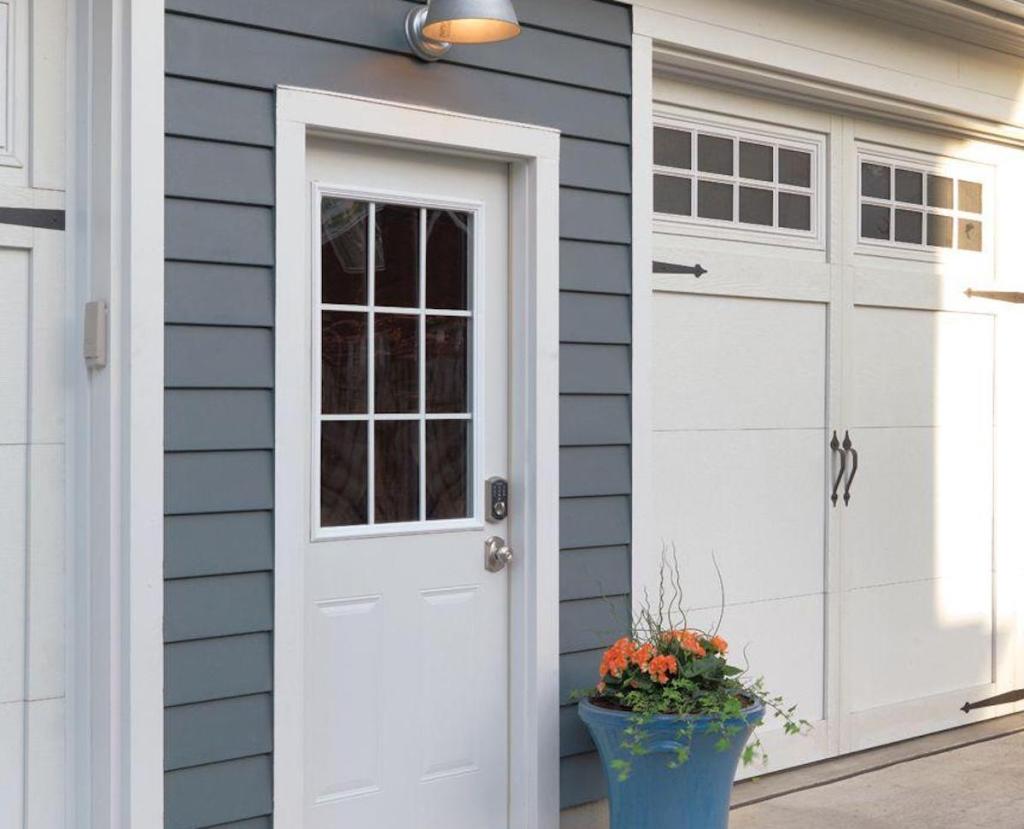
[273,86,561,829]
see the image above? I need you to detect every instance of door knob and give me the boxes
[484,536,513,572]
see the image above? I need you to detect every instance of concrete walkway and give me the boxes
[730,730,1024,829]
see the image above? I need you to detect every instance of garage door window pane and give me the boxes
[739,142,773,182]
[862,163,891,199]
[697,180,733,220]
[927,175,954,209]
[895,169,923,205]
[698,134,734,175]
[739,186,773,226]
[861,204,891,240]
[959,181,983,214]
[779,193,811,231]
[654,127,692,170]
[779,149,811,188]
[927,213,953,248]
[894,209,923,244]
[654,175,692,216]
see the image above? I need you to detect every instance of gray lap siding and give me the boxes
[163,1,632,824]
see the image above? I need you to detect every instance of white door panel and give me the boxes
[302,138,510,828]
[686,593,827,730]
[653,293,827,432]
[653,429,825,608]
[844,573,993,713]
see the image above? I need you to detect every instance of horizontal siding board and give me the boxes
[513,0,631,44]
[166,198,274,266]
[207,819,272,829]
[561,138,630,194]
[165,755,273,829]
[165,325,274,389]
[166,78,275,146]
[166,137,275,205]
[166,198,273,266]
[560,595,630,653]
[560,395,630,447]
[165,633,273,706]
[560,546,630,601]
[561,240,631,295]
[166,389,273,452]
[561,292,631,345]
[560,344,630,395]
[561,495,630,549]
[561,188,631,243]
[560,648,605,705]
[165,511,274,580]
[165,450,274,515]
[165,16,629,144]
[166,263,274,327]
[165,693,273,770]
[165,573,274,642]
[165,2,629,94]
[560,446,631,498]
[561,751,607,809]
[560,704,594,757]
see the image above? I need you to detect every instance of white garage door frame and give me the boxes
[273,86,562,829]
[632,28,1024,769]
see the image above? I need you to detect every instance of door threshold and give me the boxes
[731,711,1024,809]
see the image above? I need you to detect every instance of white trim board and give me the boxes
[273,86,561,829]
[68,0,165,826]
[634,4,1024,147]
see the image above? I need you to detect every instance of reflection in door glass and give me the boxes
[318,197,474,529]
[321,198,368,305]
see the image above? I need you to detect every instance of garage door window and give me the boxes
[859,155,986,253]
[653,119,820,243]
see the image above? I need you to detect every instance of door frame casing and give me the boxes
[273,86,561,828]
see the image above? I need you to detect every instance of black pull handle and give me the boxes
[830,430,847,507]
[843,430,859,506]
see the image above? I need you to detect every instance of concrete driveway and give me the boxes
[730,731,1024,829]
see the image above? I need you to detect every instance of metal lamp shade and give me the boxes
[421,0,521,44]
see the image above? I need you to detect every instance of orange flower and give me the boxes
[647,654,678,684]
[664,630,707,658]
[599,637,635,678]
[630,642,654,669]
[709,635,728,654]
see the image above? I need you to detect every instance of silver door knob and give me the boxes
[484,536,513,572]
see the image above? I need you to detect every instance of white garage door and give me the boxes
[647,78,1024,771]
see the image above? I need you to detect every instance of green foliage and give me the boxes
[574,549,811,778]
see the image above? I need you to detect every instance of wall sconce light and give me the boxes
[406,0,521,62]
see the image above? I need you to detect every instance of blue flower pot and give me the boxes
[578,697,765,829]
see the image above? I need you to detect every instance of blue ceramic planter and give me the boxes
[578,697,765,829]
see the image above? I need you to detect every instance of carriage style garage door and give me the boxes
[648,76,1024,770]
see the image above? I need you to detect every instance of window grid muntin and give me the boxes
[315,192,476,534]
[653,120,818,238]
[857,153,986,254]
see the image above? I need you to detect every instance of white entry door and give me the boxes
[300,136,511,828]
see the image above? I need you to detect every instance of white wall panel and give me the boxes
[0,445,26,704]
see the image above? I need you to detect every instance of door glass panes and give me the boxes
[858,158,984,253]
[318,197,475,530]
[652,122,817,236]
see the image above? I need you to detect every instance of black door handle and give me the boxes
[830,430,847,507]
[843,430,859,506]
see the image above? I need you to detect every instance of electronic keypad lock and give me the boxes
[486,477,509,522]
